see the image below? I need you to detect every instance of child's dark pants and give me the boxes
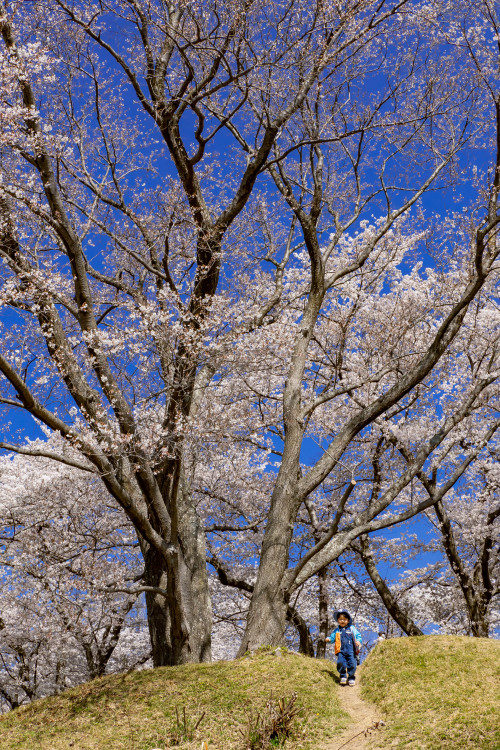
[337,652,357,679]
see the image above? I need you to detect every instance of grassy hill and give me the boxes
[362,635,500,749]
[0,649,348,750]
[0,636,499,750]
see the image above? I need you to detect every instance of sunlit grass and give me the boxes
[4,636,495,749]
[0,649,349,750]
[361,635,500,750]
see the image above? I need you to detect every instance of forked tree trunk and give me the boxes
[142,481,211,666]
[237,285,325,655]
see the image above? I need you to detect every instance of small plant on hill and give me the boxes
[169,706,206,746]
[240,692,302,750]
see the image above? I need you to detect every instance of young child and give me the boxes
[326,609,362,686]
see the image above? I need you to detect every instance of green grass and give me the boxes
[3,636,498,749]
[361,635,500,749]
[0,649,348,750]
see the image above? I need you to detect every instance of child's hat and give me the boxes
[334,608,352,623]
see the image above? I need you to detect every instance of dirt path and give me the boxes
[323,679,385,750]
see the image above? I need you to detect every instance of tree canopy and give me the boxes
[0,0,499,677]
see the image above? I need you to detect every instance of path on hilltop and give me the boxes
[324,677,385,750]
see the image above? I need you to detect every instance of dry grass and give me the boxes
[361,635,500,749]
[0,649,349,750]
[4,635,495,749]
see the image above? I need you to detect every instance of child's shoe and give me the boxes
[348,677,355,686]
[339,676,347,685]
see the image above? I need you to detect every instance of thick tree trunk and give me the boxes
[316,566,330,658]
[237,560,289,654]
[177,473,212,662]
[237,482,299,654]
[143,544,173,666]
[469,599,489,637]
[142,479,212,666]
[358,535,423,637]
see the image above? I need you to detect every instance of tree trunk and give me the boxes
[469,599,489,637]
[177,472,212,662]
[237,482,299,654]
[358,535,423,637]
[434,500,490,638]
[237,561,289,654]
[142,480,211,666]
[316,566,330,658]
[287,605,315,657]
[143,544,173,666]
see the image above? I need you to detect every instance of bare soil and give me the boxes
[322,678,385,750]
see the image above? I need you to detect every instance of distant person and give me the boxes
[326,609,362,686]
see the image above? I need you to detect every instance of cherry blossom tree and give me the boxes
[362,452,500,639]
[428,476,500,637]
[0,0,430,665]
[0,599,78,711]
[235,0,500,652]
[1,0,500,666]
[0,447,150,706]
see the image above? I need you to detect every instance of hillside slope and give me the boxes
[361,635,500,750]
[1,637,498,750]
[0,649,348,750]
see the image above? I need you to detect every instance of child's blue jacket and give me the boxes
[329,609,362,656]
